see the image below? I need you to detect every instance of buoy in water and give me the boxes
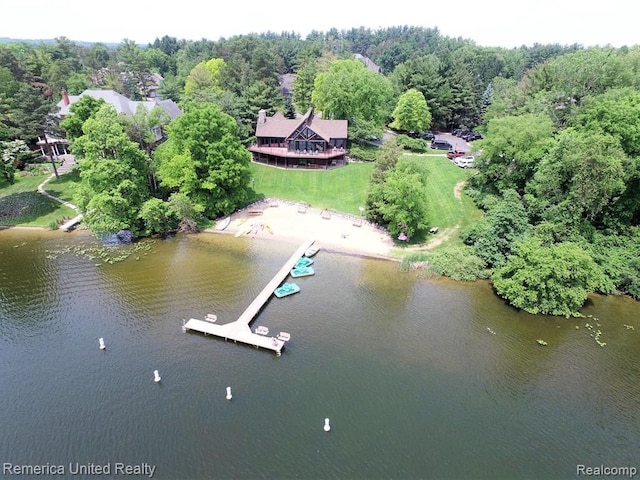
[324,418,331,432]
[99,338,106,350]
[226,386,232,400]
[153,370,161,383]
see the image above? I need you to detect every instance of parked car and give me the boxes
[454,155,475,168]
[420,131,435,140]
[462,131,483,141]
[446,149,466,160]
[431,139,453,150]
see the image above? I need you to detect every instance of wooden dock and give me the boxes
[60,214,83,232]
[183,239,315,355]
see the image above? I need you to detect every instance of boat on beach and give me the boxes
[234,221,254,237]
[274,282,300,298]
[215,216,231,231]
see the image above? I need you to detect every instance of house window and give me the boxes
[151,126,162,141]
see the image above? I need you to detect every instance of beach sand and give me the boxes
[210,199,396,259]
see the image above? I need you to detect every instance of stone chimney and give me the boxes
[257,109,267,125]
[61,89,70,106]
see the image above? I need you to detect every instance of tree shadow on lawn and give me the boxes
[42,169,81,200]
[0,191,68,226]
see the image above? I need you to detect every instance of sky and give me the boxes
[3,0,640,49]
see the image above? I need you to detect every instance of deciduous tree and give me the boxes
[492,237,604,316]
[154,103,252,219]
[72,105,151,235]
[389,88,431,133]
[312,59,393,138]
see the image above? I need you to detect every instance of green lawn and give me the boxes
[42,168,80,204]
[251,155,482,240]
[2,157,481,240]
[0,171,78,228]
[250,162,372,215]
[411,154,482,231]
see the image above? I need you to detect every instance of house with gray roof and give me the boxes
[55,89,182,141]
[354,54,382,74]
[248,109,348,169]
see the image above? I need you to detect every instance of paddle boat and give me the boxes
[255,325,269,335]
[294,257,314,268]
[274,282,300,298]
[277,332,291,342]
[290,265,315,277]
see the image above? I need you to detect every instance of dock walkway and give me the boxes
[183,239,315,355]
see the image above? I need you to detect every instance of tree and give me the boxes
[1,139,31,184]
[574,87,640,157]
[138,197,175,236]
[492,237,604,316]
[470,113,555,195]
[116,39,154,100]
[462,189,531,268]
[311,59,393,138]
[388,55,449,128]
[529,129,627,227]
[365,138,403,223]
[183,58,226,102]
[367,157,429,238]
[389,89,431,133]
[154,103,252,219]
[3,83,53,144]
[292,57,319,112]
[72,105,151,235]
[60,95,106,142]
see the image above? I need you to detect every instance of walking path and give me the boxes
[36,155,83,231]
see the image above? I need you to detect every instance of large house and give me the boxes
[55,89,182,141]
[248,109,348,169]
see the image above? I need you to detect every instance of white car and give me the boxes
[455,155,475,168]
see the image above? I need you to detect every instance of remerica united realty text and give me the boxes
[3,462,156,477]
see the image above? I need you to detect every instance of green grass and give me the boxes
[250,155,482,247]
[0,172,78,228]
[413,154,483,231]
[42,168,80,203]
[1,155,481,241]
[250,162,372,215]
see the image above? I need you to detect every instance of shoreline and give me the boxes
[1,198,401,261]
[206,198,399,261]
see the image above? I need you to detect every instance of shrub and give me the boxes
[348,144,378,162]
[395,134,428,152]
[400,246,489,281]
[426,245,489,281]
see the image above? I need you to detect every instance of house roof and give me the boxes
[354,53,382,74]
[255,109,347,140]
[56,89,182,119]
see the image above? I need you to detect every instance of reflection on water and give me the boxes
[0,229,639,479]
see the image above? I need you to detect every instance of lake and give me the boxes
[0,229,638,479]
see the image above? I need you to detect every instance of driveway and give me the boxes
[433,132,471,152]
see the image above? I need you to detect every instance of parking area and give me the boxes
[433,132,471,152]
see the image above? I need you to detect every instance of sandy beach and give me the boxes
[210,199,396,259]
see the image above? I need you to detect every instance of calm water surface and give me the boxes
[0,229,638,479]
